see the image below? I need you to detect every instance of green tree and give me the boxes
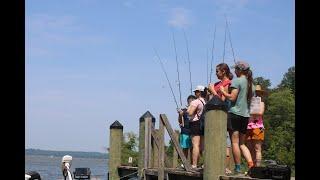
[166,139,174,157]
[254,77,272,91]
[263,88,295,171]
[278,66,295,94]
[121,132,139,166]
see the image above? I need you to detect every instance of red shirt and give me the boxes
[212,79,231,98]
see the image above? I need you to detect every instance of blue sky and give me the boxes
[26,0,294,152]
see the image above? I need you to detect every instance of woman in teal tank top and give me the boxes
[220,61,255,174]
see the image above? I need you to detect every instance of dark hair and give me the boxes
[235,67,253,106]
[187,95,196,101]
[216,63,233,80]
[201,88,208,98]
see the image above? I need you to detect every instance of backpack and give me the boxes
[199,96,229,133]
[248,162,291,180]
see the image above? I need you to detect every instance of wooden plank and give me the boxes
[152,129,159,168]
[172,130,180,168]
[145,168,202,177]
[152,129,171,168]
[160,114,193,172]
[158,116,165,180]
[219,175,262,180]
[151,129,160,149]
[144,117,150,169]
[147,117,152,168]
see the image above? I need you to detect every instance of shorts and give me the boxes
[189,120,204,136]
[179,133,192,149]
[227,113,249,134]
[246,128,265,141]
[226,132,231,148]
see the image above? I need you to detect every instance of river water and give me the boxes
[25,155,108,180]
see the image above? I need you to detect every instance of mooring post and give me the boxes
[172,130,180,168]
[138,111,155,179]
[204,103,228,180]
[108,120,123,180]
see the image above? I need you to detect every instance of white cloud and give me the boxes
[168,7,193,28]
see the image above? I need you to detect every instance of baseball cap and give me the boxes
[231,61,250,71]
[193,85,205,92]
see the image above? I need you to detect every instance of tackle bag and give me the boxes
[199,96,228,133]
[248,164,291,180]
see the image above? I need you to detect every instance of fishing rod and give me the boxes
[182,29,193,95]
[225,14,237,64]
[153,48,179,109]
[171,29,183,107]
[206,48,209,85]
[209,26,217,82]
[223,19,227,63]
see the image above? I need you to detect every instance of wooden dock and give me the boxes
[108,109,290,180]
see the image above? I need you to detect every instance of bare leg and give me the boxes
[247,140,255,165]
[231,131,241,165]
[191,135,200,167]
[225,147,232,174]
[183,148,189,160]
[254,140,262,167]
[239,133,253,167]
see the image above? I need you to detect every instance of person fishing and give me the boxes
[187,85,206,169]
[177,95,196,168]
[246,84,266,167]
[219,61,255,174]
[207,62,233,174]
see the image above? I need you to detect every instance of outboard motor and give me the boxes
[61,155,73,180]
[25,171,41,180]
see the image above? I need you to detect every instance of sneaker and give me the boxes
[233,170,245,176]
[180,164,184,168]
[191,165,201,172]
[225,168,232,175]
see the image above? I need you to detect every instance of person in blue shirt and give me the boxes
[177,95,196,168]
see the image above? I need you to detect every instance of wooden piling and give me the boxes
[158,115,165,180]
[138,111,155,179]
[108,120,123,180]
[172,130,180,168]
[204,110,227,180]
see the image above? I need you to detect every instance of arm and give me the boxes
[208,83,218,96]
[220,85,229,101]
[187,103,197,116]
[177,109,184,126]
[220,86,239,102]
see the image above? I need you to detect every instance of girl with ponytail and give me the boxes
[219,61,255,174]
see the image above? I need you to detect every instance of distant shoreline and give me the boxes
[25,148,108,159]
